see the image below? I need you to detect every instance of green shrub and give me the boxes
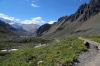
[0,36,87,66]
[82,35,100,43]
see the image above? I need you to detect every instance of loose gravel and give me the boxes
[73,37,100,66]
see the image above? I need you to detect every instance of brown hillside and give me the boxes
[37,0,100,38]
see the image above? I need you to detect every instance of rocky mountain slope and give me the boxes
[36,24,52,36]
[37,0,100,38]
[0,20,16,35]
[21,24,40,33]
[0,18,39,36]
[0,19,31,36]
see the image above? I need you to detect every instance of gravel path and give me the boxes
[79,37,100,49]
[75,37,100,66]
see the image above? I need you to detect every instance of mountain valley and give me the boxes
[0,0,100,66]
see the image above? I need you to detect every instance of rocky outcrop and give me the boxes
[57,0,100,22]
[80,0,100,21]
[36,24,52,36]
[58,3,88,22]
[58,16,68,22]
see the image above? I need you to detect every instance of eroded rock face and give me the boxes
[69,3,88,22]
[36,24,52,36]
[58,16,68,22]
[62,0,100,22]
[80,0,100,21]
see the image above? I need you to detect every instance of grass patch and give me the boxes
[0,36,87,66]
[0,35,53,49]
[82,35,100,43]
[0,33,12,41]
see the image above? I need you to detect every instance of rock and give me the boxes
[36,24,52,36]
[84,42,90,49]
[37,61,43,65]
[95,46,99,50]
[56,52,59,54]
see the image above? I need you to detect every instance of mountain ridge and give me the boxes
[0,18,40,36]
[37,0,100,38]
[0,20,16,35]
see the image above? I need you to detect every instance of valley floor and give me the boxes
[1,36,100,66]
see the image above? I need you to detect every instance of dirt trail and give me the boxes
[79,37,100,49]
[78,37,100,66]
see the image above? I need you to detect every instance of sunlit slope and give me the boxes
[42,13,100,38]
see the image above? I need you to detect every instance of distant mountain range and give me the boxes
[0,18,40,36]
[21,24,40,33]
[37,0,100,38]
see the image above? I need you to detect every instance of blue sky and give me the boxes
[0,0,89,25]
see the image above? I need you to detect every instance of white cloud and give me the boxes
[0,13,20,21]
[0,13,56,25]
[31,4,40,7]
[16,19,20,21]
[22,17,56,25]
[22,17,46,25]
[48,21,56,24]
[0,13,14,21]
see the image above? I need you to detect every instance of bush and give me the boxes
[0,36,87,66]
